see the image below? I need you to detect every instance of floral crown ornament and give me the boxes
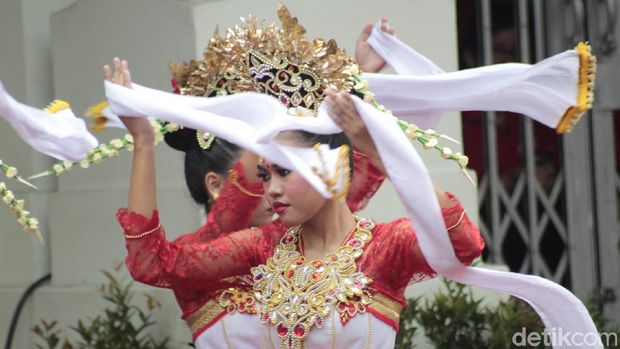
[167,4,358,156]
[169,4,357,111]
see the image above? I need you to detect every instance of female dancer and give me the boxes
[114,85,481,348]
[110,18,395,346]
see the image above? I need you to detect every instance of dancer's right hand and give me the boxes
[103,57,154,145]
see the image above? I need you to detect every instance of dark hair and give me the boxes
[164,128,241,214]
[292,131,355,179]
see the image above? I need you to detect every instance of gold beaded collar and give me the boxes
[251,216,375,349]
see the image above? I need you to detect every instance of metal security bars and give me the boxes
[465,0,620,323]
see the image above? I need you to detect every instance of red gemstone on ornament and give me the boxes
[280,72,287,79]
[294,325,306,338]
[295,257,305,265]
[286,269,295,279]
[284,235,295,244]
[277,324,289,337]
[255,274,263,281]
[353,281,363,288]
[349,239,362,248]
[330,255,338,262]
[337,302,346,312]
[316,317,324,328]
[347,304,356,316]
[280,95,288,105]
[312,260,323,268]
[262,313,270,323]
[311,272,322,281]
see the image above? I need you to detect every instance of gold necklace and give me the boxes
[251,216,375,349]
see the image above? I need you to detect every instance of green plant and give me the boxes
[32,320,73,349]
[414,278,487,348]
[396,277,620,349]
[394,296,420,349]
[33,264,170,349]
[485,298,546,349]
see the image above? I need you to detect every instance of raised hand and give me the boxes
[324,89,384,174]
[103,57,154,144]
[355,17,396,73]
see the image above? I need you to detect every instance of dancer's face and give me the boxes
[257,160,326,226]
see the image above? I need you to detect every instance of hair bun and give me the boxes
[164,126,196,152]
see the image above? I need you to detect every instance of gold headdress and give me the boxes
[170,4,357,114]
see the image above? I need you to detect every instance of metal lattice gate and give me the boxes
[460,0,620,324]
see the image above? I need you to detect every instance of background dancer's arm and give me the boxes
[104,58,157,218]
[106,58,276,289]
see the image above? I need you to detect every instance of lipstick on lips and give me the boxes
[272,201,290,214]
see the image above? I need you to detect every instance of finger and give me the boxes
[357,23,373,46]
[103,65,112,81]
[388,26,396,36]
[124,68,132,88]
[328,95,347,119]
[325,96,342,123]
[336,93,359,121]
[323,88,338,98]
[122,60,131,87]
[113,57,122,83]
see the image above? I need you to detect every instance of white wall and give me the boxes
[0,0,486,347]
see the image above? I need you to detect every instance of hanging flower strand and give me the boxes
[28,119,180,180]
[0,159,38,189]
[346,66,475,186]
[0,176,43,243]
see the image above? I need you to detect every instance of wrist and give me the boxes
[133,135,155,149]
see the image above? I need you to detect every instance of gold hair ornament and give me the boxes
[310,143,351,200]
[196,130,216,150]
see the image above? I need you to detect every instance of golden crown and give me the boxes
[170,4,357,114]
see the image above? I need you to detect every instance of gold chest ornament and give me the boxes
[251,216,375,349]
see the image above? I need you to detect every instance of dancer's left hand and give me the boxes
[324,89,384,173]
[355,17,396,73]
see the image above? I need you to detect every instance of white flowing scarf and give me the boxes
[0,82,98,161]
[104,35,600,347]
[364,22,592,133]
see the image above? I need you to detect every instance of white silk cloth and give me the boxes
[363,22,581,132]
[104,40,599,347]
[0,82,98,161]
[105,82,347,199]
